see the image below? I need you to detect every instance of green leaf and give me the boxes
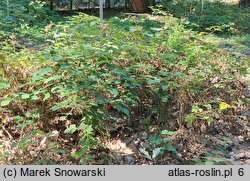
[204,103,212,110]
[13,116,24,123]
[32,68,52,78]
[163,137,170,143]
[17,124,27,129]
[139,148,152,160]
[108,88,119,97]
[166,144,176,152]
[49,149,65,153]
[162,85,169,91]
[48,142,57,149]
[44,75,62,83]
[72,146,88,158]
[205,161,215,165]
[20,134,32,143]
[43,93,51,100]
[0,99,11,106]
[21,93,30,100]
[78,122,93,133]
[147,78,160,85]
[11,142,17,147]
[64,124,77,134]
[148,135,161,145]
[192,158,204,165]
[211,150,224,156]
[174,72,182,77]
[152,147,162,159]
[208,157,229,163]
[48,162,57,165]
[115,104,129,116]
[161,130,176,135]
[191,105,203,113]
[31,95,39,101]
[0,82,10,90]
[185,114,196,127]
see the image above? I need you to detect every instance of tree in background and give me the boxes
[70,0,73,11]
[129,0,148,12]
[50,0,53,10]
[239,0,250,7]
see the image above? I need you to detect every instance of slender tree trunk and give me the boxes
[6,0,10,16]
[50,0,53,10]
[125,0,128,9]
[70,0,73,12]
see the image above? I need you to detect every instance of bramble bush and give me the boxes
[0,9,249,163]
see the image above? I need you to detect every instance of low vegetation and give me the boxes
[0,0,249,164]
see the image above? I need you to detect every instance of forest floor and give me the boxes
[97,12,250,165]
[107,31,250,164]
[0,2,249,165]
[56,9,250,165]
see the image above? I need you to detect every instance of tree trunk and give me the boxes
[125,0,128,9]
[70,0,73,12]
[50,0,53,10]
[239,0,250,7]
[129,0,148,13]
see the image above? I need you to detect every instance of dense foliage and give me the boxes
[0,0,249,164]
[161,0,250,34]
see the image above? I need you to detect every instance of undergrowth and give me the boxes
[0,2,249,164]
